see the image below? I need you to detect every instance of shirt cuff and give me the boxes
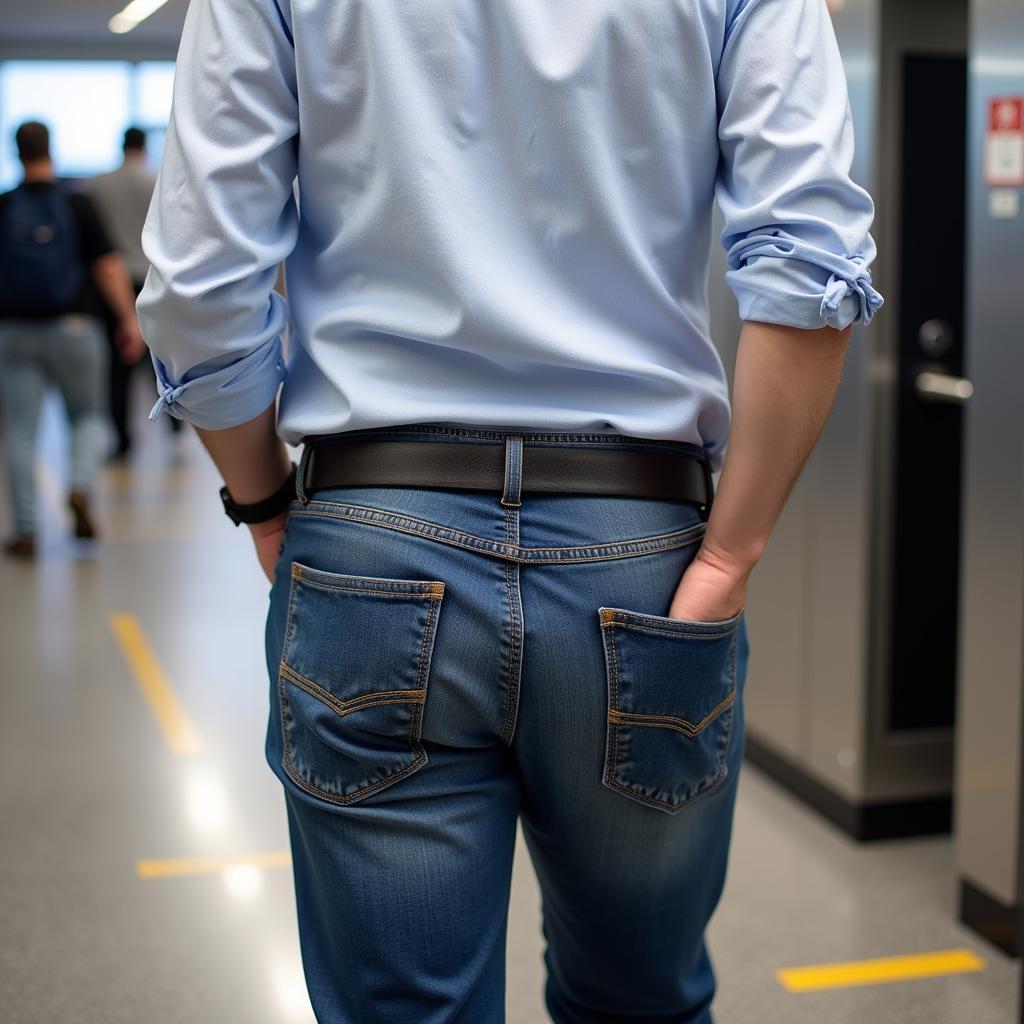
[148,335,288,430]
[725,234,884,331]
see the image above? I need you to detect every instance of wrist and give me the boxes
[697,532,764,577]
[249,510,289,538]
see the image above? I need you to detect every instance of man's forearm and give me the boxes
[702,319,853,572]
[194,401,292,505]
[92,253,139,323]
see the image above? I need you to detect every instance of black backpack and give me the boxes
[0,183,83,315]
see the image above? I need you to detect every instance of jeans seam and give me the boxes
[289,503,706,564]
[500,503,524,746]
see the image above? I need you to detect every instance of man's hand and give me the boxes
[250,512,289,583]
[668,540,751,623]
[115,317,146,364]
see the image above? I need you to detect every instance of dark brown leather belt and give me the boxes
[301,437,714,509]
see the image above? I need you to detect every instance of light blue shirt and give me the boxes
[138,0,883,472]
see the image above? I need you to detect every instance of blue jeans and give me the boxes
[0,314,108,535]
[265,425,750,1024]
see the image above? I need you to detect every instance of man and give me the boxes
[88,126,181,458]
[0,121,145,558]
[138,1,883,1020]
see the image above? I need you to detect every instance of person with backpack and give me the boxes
[0,121,145,559]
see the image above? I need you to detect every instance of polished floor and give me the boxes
[0,394,1019,1023]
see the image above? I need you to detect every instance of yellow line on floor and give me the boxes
[137,849,292,880]
[108,613,204,755]
[777,948,986,993]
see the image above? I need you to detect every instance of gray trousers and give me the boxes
[0,314,108,536]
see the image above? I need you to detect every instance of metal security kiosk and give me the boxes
[954,0,1024,957]
[707,0,973,840]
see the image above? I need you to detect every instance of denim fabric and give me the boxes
[0,314,108,535]
[265,425,750,1023]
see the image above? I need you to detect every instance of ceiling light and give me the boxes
[109,0,171,34]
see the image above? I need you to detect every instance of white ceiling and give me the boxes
[1,0,187,49]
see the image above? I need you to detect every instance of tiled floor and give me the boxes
[0,397,1018,1022]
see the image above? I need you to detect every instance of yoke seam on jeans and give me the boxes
[289,503,706,564]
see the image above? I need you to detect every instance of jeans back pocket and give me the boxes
[598,607,741,814]
[278,562,446,806]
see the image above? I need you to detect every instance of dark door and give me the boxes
[887,52,969,732]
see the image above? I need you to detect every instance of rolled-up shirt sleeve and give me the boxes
[714,0,884,331]
[137,0,299,429]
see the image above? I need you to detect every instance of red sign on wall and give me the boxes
[985,97,1024,187]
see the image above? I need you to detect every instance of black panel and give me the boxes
[888,54,968,732]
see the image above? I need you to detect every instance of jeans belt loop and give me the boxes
[500,436,524,508]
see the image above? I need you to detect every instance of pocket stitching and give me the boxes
[292,560,446,598]
[602,623,738,813]
[600,607,742,638]
[606,688,735,738]
[279,662,426,717]
[277,568,444,807]
[279,672,429,807]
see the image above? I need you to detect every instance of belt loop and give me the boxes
[296,442,313,505]
[500,436,524,508]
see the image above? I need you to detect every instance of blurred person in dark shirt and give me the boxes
[0,121,144,558]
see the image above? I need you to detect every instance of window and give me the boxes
[0,60,176,190]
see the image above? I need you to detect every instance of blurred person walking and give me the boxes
[88,126,181,459]
[0,121,144,558]
[137,1,883,1021]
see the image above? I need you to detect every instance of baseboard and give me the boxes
[744,735,953,841]
[958,879,1021,957]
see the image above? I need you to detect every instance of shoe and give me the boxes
[68,490,98,540]
[4,535,36,559]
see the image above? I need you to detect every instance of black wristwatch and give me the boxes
[220,463,298,526]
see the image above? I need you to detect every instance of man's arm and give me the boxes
[669,319,851,621]
[672,0,883,620]
[192,402,294,582]
[91,252,145,362]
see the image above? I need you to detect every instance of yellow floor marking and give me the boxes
[108,613,204,755]
[777,948,986,993]
[137,849,292,880]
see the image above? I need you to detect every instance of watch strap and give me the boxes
[221,463,297,526]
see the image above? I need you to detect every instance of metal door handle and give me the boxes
[914,371,973,404]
